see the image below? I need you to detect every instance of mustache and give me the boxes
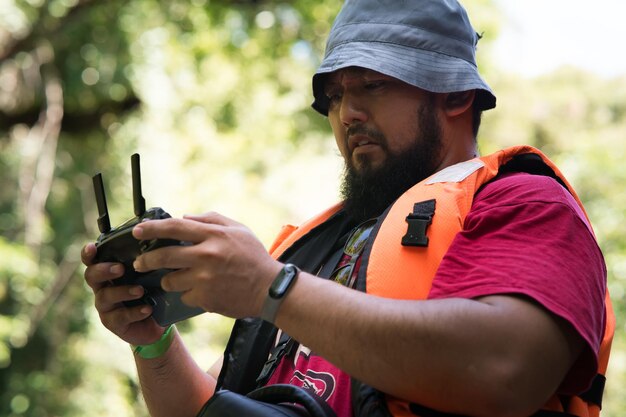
[346,124,387,146]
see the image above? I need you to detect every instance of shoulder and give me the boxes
[475,171,577,209]
[469,171,594,235]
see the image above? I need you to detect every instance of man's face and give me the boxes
[325,67,443,173]
[324,67,445,222]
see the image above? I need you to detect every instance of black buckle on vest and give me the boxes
[255,333,296,387]
[401,199,436,247]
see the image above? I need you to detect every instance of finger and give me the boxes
[179,289,205,310]
[95,284,145,313]
[133,245,197,272]
[183,211,240,227]
[84,262,125,290]
[133,217,220,244]
[160,269,197,293]
[100,304,154,334]
[81,243,97,266]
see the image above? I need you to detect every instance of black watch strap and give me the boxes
[260,264,299,324]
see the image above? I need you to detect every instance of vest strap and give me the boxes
[408,403,578,417]
[401,199,436,247]
[579,373,606,408]
[408,402,464,416]
[530,411,577,417]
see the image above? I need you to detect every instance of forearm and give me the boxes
[135,331,216,417]
[274,272,578,417]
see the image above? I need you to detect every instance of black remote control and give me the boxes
[92,154,203,326]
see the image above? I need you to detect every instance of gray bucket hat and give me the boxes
[312,0,496,115]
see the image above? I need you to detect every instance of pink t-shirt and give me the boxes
[428,172,606,393]
[267,172,606,414]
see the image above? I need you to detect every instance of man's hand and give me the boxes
[81,243,166,345]
[83,239,220,417]
[132,211,283,319]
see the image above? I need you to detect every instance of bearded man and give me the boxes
[82,1,611,416]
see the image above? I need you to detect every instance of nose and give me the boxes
[339,93,368,127]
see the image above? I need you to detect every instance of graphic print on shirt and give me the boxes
[288,344,337,401]
[292,369,336,401]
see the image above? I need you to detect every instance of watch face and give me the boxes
[269,264,298,298]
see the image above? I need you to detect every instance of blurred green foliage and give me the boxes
[0,0,624,416]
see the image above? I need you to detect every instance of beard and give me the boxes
[340,103,443,223]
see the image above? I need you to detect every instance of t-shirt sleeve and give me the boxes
[428,172,607,394]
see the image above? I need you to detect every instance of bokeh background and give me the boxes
[1,0,624,415]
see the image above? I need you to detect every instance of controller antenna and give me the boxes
[131,153,146,217]
[92,173,112,233]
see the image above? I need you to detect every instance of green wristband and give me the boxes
[132,325,176,359]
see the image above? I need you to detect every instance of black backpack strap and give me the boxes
[276,210,352,273]
[498,153,568,189]
[216,318,278,393]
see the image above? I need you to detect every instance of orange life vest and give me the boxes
[269,145,614,417]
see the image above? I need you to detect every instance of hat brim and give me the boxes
[312,41,496,116]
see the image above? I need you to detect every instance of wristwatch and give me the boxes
[260,263,300,324]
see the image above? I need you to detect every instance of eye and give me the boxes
[364,80,385,90]
[325,90,342,106]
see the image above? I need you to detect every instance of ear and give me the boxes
[444,90,475,117]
